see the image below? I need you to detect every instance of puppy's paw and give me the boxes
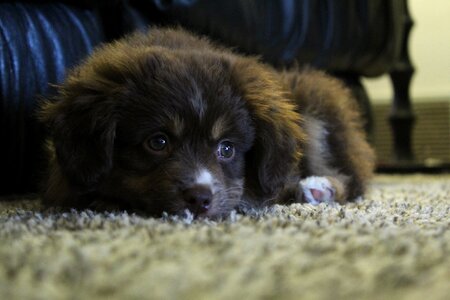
[299,176,336,205]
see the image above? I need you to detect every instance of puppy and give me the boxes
[39,28,375,218]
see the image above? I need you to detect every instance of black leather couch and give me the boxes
[0,0,414,195]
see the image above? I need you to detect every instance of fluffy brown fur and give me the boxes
[39,28,375,218]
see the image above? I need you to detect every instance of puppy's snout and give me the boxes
[182,185,212,214]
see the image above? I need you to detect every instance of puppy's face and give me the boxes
[101,57,255,217]
[40,36,304,218]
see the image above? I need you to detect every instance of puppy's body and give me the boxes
[39,28,375,218]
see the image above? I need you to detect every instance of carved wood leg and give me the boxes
[389,0,415,162]
[389,69,415,162]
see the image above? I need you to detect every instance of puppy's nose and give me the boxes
[182,185,212,214]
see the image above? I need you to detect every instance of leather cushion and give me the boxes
[0,2,104,194]
[137,0,403,76]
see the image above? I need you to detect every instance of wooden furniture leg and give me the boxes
[389,0,415,162]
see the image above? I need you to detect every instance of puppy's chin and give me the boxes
[173,208,230,221]
[143,194,242,220]
[96,184,243,219]
[119,199,238,220]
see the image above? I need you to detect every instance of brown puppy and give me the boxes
[39,28,375,218]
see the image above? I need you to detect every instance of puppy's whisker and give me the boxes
[261,196,278,207]
[215,186,244,195]
[162,169,176,180]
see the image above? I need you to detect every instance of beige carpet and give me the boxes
[1,175,449,300]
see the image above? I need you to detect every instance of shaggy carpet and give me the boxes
[0,175,449,300]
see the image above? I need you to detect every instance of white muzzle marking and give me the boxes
[195,169,214,186]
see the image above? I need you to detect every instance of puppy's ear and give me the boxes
[39,79,118,191]
[231,59,306,197]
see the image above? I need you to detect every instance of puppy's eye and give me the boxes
[217,141,235,160]
[145,134,169,152]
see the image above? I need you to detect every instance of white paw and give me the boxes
[299,176,336,205]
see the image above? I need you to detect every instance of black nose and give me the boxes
[182,185,212,214]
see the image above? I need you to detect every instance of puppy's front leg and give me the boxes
[281,69,375,205]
